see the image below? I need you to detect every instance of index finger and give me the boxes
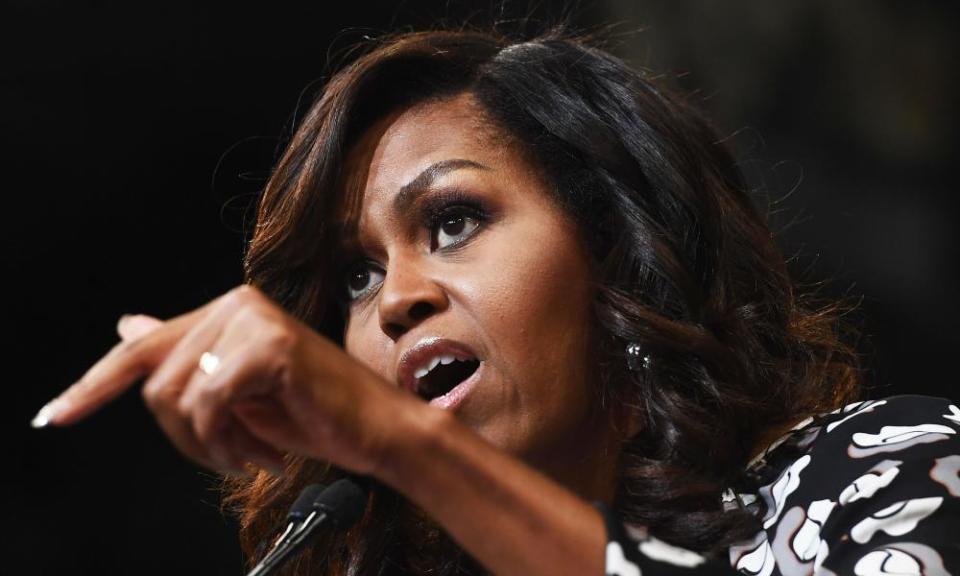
[32,303,212,428]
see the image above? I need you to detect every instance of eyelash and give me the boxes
[341,190,490,305]
[420,189,488,250]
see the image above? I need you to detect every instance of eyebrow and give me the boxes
[392,158,489,217]
[337,158,490,255]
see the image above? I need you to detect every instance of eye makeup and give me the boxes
[416,188,491,252]
[336,187,496,307]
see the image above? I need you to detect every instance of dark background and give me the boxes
[3,1,957,573]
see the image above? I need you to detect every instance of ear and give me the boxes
[606,392,644,443]
[620,402,645,441]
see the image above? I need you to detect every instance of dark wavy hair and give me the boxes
[222,28,860,575]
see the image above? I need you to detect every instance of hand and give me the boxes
[32,285,412,477]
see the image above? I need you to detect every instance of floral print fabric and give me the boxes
[603,395,960,575]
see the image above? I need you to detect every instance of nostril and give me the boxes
[383,322,406,340]
[381,301,438,340]
[408,301,435,322]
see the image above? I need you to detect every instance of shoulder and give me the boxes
[740,395,960,575]
[803,394,960,469]
[818,394,960,433]
[749,395,959,496]
[755,394,960,516]
[599,396,960,576]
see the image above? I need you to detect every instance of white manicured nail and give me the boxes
[31,398,65,428]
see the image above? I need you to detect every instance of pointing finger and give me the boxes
[117,314,164,341]
[32,302,214,428]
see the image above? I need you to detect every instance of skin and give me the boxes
[338,93,623,501]
[32,94,627,574]
[29,92,808,575]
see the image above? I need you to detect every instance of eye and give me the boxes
[430,206,483,251]
[344,261,385,302]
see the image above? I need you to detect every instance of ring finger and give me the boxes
[139,295,246,470]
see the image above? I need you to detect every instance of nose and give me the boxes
[377,255,447,340]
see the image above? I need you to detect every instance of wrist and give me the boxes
[371,399,454,492]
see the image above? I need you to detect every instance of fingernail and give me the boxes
[31,397,66,429]
[117,314,132,333]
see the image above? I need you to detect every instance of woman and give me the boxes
[32,29,959,575]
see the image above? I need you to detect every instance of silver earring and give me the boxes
[626,342,652,372]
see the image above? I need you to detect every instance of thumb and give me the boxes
[117,314,164,341]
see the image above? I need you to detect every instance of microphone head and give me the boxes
[287,483,325,523]
[312,478,369,528]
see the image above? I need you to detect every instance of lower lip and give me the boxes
[429,362,483,411]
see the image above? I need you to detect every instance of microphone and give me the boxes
[246,477,369,576]
[257,483,325,560]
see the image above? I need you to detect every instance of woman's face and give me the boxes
[338,94,621,499]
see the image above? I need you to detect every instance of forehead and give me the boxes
[335,94,505,237]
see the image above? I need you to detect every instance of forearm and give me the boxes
[374,405,607,576]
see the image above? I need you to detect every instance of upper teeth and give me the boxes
[414,355,457,379]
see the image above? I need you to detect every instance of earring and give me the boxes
[626,342,652,372]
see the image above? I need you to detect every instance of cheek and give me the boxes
[343,314,388,377]
[505,239,591,355]
[464,219,595,405]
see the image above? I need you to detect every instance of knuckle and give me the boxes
[194,424,214,445]
[115,337,142,357]
[173,395,194,419]
[228,299,288,339]
[115,339,154,374]
[263,324,297,355]
[193,417,220,446]
[197,381,224,406]
[141,380,176,410]
[127,354,152,378]
[141,382,161,408]
[231,302,264,326]
[228,284,261,304]
[217,286,251,312]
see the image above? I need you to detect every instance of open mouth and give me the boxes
[415,358,480,401]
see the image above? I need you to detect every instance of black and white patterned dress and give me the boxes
[601,395,960,575]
